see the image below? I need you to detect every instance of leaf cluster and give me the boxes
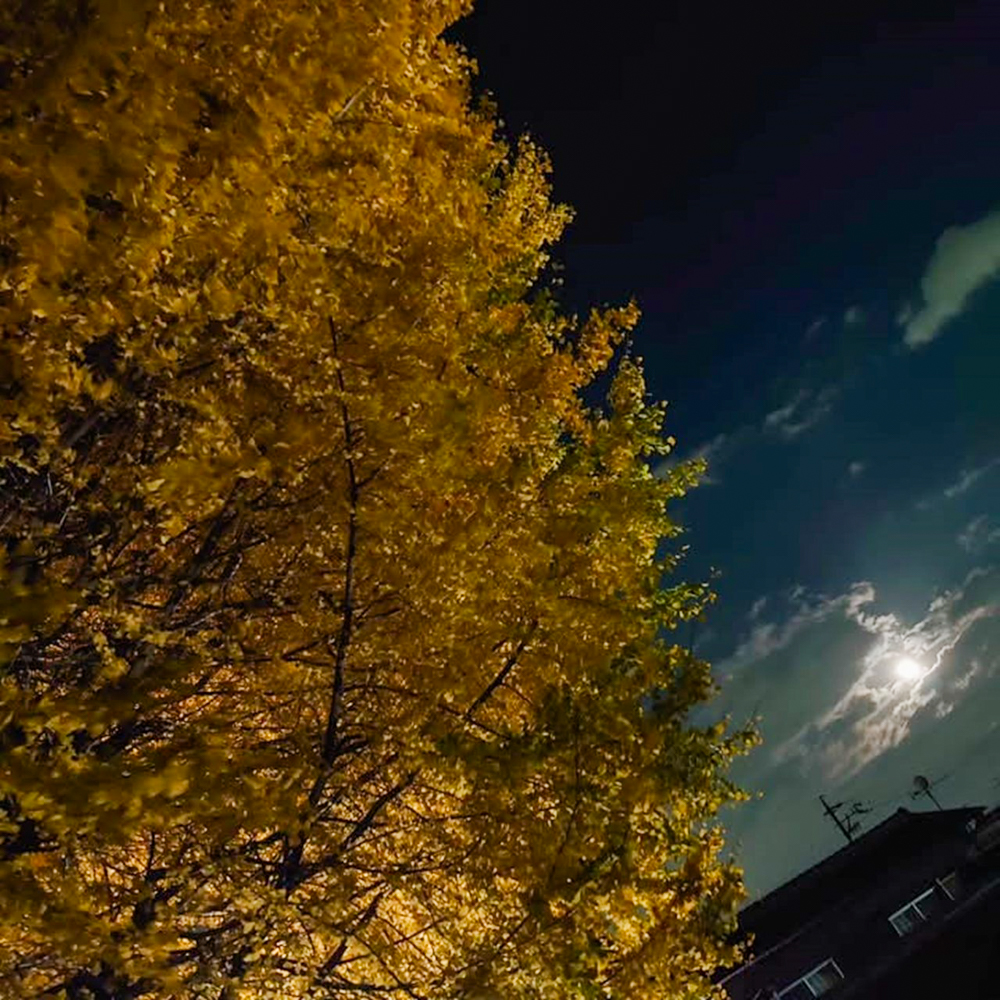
[0,1,755,997]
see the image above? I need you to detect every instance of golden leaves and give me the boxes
[0,1,750,997]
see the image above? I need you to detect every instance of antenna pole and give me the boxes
[925,788,944,811]
[820,794,855,844]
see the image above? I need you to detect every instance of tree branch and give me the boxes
[464,620,538,720]
[312,318,362,802]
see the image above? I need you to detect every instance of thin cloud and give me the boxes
[694,432,731,468]
[776,569,1000,781]
[653,430,730,484]
[902,208,1000,348]
[916,456,999,510]
[763,393,805,432]
[958,515,1000,554]
[708,570,1000,895]
[763,386,837,440]
[848,461,866,478]
[654,424,759,485]
[843,305,864,326]
[718,581,876,676]
[950,659,981,693]
[713,570,1000,786]
[943,458,999,499]
[804,317,827,341]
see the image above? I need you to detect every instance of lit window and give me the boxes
[778,958,845,998]
[888,885,945,936]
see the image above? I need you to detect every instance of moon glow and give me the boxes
[895,656,924,682]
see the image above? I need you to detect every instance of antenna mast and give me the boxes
[819,794,870,843]
[912,774,944,811]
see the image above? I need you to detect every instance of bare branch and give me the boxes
[310,318,362,806]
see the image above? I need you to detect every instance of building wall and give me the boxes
[722,820,976,999]
[841,868,1000,998]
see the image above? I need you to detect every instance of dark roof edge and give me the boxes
[739,805,985,922]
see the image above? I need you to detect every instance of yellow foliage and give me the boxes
[0,0,754,997]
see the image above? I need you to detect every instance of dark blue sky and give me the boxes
[452,0,1000,895]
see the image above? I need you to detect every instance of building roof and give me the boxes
[737,806,983,950]
[974,805,1000,854]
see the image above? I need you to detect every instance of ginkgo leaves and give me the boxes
[0,1,751,998]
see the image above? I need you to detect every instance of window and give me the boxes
[777,958,845,998]
[937,870,960,900]
[778,983,813,1000]
[802,961,845,994]
[888,885,945,936]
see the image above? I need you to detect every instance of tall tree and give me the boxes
[0,1,753,997]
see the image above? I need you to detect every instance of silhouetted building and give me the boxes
[716,805,1000,999]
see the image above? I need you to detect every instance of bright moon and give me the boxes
[895,656,924,681]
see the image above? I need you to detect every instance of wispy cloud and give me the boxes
[958,515,1000,554]
[763,392,804,432]
[653,419,768,485]
[773,569,1000,781]
[804,317,826,341]
[943,458,1000,499]
[713,569,1000,784]
[762,385,838,440]
[902,208,1000,348]
[718,582,876,677]
[848,460,866,478]
[710,569,1000,895]
[654,429,737,484]
[691,432,732,481]
[843,305,865,326]
[916,456,999,509]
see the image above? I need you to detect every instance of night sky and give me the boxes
[450,0,1000,896]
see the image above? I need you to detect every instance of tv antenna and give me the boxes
[819,794,872,844]
[911,774,944,811]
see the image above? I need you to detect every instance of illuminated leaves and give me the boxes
[0,0,753,997]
